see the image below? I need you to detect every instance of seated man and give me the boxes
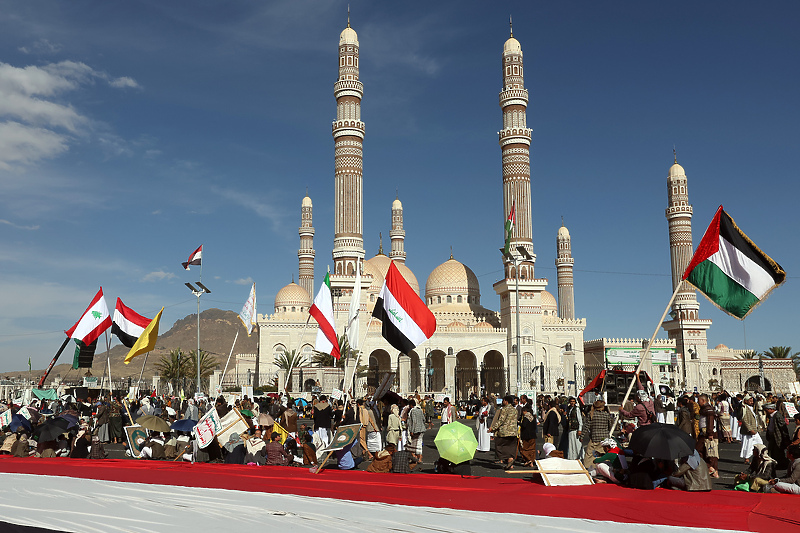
[390,446,419,474]
[333,438,362,470]
[264,432,292,466]
[367,444,394,473]
[668,450,712,492]
[593,438,627,484]
[766,444,800,495]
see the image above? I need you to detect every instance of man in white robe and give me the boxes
[565,397,584,461]
[740,395,763,462]
[476,397,494,452]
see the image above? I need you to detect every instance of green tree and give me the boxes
[155,349,191,391]
[762,346,800,378]
[312,334,369,377]
[274,349,308,372]
[740,350,760,359]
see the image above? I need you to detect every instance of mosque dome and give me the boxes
[274,282,311,312]
[557,225,570,240]
[475,321,494,330]
[425,257,480,305]
[302,195,312,207]
[364,254,420,295]
[714,344,729,350]
[668,163,685,178]
[503,37,522,54]
[392,198,402,210]
[541,290,557,315]
[339,26,359,46]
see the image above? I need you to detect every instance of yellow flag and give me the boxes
[124,307,164,364]
[272,421,288,444]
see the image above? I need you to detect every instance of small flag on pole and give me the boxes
[238,283,257,336]
[182,245,203,270]
[124,307,164,364]
[310,272,340,360]
[503,201,515,255]
[683,206,785,319]
[372,261,436,353]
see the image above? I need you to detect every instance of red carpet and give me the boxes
[0,456,796,532]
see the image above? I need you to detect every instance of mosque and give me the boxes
[241,19,795,398]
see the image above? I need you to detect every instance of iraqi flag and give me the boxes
[372,261,436,353]
[111,298,151,348]
[65,288,111,369]
[182,245,202,270]
[683,206,785,319]
[310,272,340,359]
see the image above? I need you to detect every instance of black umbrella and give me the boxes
[9,414,32,433]
[629,422,696,460]
[55,413,80,429]
[33,417,71,442]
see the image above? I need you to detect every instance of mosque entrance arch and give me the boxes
[407,350,422,393]
[427,350,446,393]
[367,350,392,393]
[455,350,478,402]
[744,375,771,392]
[482,350,506,396]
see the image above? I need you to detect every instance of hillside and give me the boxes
[7,309,258,385]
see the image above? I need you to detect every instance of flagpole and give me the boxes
[609,282,682,435]
[346,315,374,401]
[136,351,150,395]
[219,330,240,395]
[104,330,113,397]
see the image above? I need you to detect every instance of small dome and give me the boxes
[541,290,557,314]
[557,225,570,240]
[475,321,494,329]
[714,343,729,350]
[302,195,312,207]
[668,163,685,178]
[503,37,522,54]
[340,26,359,46]
[426,257,480,303]
[274,282,311,311]
[392,198,402,210]
[364,254,420,295]
[447,321,466,328]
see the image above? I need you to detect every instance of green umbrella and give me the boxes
[239,409,254,418]
[434,421,478,465]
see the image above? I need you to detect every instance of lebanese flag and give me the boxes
[182,245,202,270]
[683,206,785,319]
[65,288,112,346]
[372,261,436,353]
[310,272,340,359]
[111,298,151,348]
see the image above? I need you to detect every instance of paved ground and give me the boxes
[103,417,796,490]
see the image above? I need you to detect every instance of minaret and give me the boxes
[556,222,575,320]
[298,194,315,298]
[662,153,711,369]
[498,20,535,280]
[389,196,406,265]
[331,14,365,276]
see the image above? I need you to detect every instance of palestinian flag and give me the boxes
[683,206,785,319]
[112,298,151,348]
[372,261,436,353]
[310,272,340,360]
[65,288,111,370]
[503,201,515,255]
[182,245,203,270]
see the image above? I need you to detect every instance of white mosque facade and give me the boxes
[254,21,587,400]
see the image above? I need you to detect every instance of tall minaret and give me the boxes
[298,194,315,298]
[499,20,535,280]
[556,222,575,320]
[389,196,406,265]
[662,153,711,368]
[331,14,365,276]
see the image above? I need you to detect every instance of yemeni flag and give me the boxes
[111,298,151,348]
[182,245,203,270]
[503,201,515,255]
[310,272,340,359]
[372,261,436,353]
[65,288,112,369]
[683,206,785,319]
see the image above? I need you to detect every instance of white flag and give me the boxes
[193,407,223,449]
[0,408,11,428]
[238,282,257,335]
[346,261,361,350]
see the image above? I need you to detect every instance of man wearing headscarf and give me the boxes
[764,403,790,469]
[669,449,712,491]
[564,397,584,461]
[184,399,199,422]
[740,394,763,463]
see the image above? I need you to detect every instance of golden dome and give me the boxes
[363,254,420,295]
[541,290,557,315]
[274,282,311,311]
[425,257,480,303]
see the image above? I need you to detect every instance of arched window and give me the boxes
[291,307,296,312]
[457,295,462,303]
[437,296,441,304]
[447,295,452,303]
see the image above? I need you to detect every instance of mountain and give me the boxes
[9,309,259,386]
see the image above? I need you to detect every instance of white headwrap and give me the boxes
[542,442,556,457]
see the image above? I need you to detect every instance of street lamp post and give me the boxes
[185,281,211,396]
[501,246,533,395]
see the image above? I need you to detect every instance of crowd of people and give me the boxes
[2,383,799,495]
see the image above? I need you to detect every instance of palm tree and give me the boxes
[155,349,191,391]
[274,349,308,372]
[762,346,800,378]
[739,350,760,359]
[312,334,369,377]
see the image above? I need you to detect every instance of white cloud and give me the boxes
[18,39,63,55]
[141,270,178,282]
[109,76,140,89]
[0,121,69,169]
[214,187,287,229]
[0,219,39,230]
[233,277,254,286]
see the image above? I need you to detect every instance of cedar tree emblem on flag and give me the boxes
[683,206,785,319]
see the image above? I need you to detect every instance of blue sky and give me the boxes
[0,1,798,373]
